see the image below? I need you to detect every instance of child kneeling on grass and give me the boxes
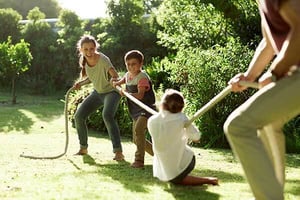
[147,89,218,185]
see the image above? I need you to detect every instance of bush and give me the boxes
[283,116,300,153]
[162,39,256,148]
[144,57,173,91]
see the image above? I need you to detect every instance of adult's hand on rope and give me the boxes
[228,73,248,92]
[228,73,261,92]
[258,71,275,87]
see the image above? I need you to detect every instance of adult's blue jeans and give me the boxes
[74,90,122,153]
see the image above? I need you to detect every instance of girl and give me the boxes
[73,35,124,161]
[147,89,218,185]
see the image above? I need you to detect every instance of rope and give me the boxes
[115,86,158,115]
[116,82,259,127]
[20,87,74,159]
[184,81,259,127]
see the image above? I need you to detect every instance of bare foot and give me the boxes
[113,151,124,161]
[207,177,219,185]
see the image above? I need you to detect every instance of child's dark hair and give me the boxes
[161,89,185,113]
[77,35,100,77]
[124,50,144,63]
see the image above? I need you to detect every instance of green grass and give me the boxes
[0,90,299,200]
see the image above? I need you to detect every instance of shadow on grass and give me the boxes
[0,94,64,134]
[286,154,300,168]
[79,154,220,200]
[0,108,34,133]
[285,179,300,196]
[193,168,246,183]
[203,147,300,169]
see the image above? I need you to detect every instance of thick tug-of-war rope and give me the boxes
[184,81,259,127]
[20,87,74,159]
[20,81,258,160]
[117,81,259,128]
[116,86,158,115]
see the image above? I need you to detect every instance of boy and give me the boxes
[113,50,155,168]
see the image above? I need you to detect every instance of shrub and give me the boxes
[162,39,256,148]
[283,116,300,153]
[144,57,173,91]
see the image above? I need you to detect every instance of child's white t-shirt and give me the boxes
[147,110,200,181]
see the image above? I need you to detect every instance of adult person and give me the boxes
[224,0,300,199]
[73,35,124,161]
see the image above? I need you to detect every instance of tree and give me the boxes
[144,0,163,14]
[0,8,22,43]
[156,0,260,50]
[21,7,58,94]
[56,9,85,87]
[0,37,32,104]
[94,0,166,68]
[0,0,60,18]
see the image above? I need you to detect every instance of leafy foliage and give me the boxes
[20,7,59,94]
[156,0,260,50]
[0,0,298,151]
[0,37,32,104]
[162,39,255,148]
[93,0,166,69]
[55,10,86,88]
[0,0,60,18]
[0,8,22,43]
[283,116,300,153]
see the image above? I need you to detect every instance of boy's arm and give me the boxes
[130,86,146,100]
[130,77,149,100]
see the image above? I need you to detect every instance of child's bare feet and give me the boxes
[74,148,88,155]
[206,177,219,185]
[113,151,124,161]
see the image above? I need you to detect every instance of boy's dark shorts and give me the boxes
[169,156,195,184]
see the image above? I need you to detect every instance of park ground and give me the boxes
[0,91,299,200]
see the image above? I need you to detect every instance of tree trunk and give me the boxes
[11,76,16,104]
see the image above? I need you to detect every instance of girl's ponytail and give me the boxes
[80,56,87,78]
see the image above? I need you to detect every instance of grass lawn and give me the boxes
[0,90,299,200]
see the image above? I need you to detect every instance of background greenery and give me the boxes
[0,0,299,152]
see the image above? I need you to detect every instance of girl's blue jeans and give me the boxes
[74,90,122,153]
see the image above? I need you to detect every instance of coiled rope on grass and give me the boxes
[20,87,74,159]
